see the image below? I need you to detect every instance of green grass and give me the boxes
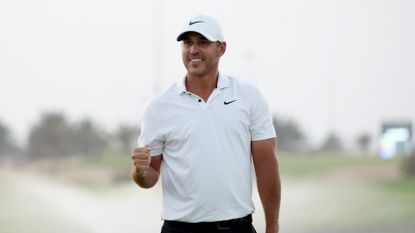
[4,152,415,232]
[24,150,132,189]
[368,177,415,226]
[46,149,131,172]
[82,150,130,168]
[374,176,415,201]
[273,153,415,230]
[278,153,399,177]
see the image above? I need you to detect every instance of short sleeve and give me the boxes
[249,86,276,141]
[137,103,165,156]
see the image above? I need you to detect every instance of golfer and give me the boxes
[131,14,281,233]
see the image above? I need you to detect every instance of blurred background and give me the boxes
[1,0,415,232]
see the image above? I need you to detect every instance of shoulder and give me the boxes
[141,83,180,116]
[225,74,263,97]
[147,83,179,106]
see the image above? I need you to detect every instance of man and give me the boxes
[131,14,281,233]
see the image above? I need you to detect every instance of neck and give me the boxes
[186,71,219,101]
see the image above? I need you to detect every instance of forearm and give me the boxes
[256,157,281,233]
[131,165,160,188]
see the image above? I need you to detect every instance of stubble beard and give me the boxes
[186,59,220,79]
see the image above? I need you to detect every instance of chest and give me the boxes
[158,91,251,142]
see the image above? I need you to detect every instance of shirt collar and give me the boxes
[176,72,230,95]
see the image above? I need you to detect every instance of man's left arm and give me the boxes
[252,138,281,233]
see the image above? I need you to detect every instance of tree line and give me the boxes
[3,111,415,176]
[0,112,138,163]
[1,111,373,162]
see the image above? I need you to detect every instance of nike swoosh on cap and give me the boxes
[189,20,204,25]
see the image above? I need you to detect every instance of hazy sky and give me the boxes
[1,0,414,148]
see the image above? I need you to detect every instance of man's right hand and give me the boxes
[132,145,151,174]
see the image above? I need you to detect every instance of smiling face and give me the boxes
[180,32,226,78]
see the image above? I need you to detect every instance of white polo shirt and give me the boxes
[138,72,276,223]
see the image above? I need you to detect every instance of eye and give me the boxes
[182,40,192,47]
[199,40,210,46]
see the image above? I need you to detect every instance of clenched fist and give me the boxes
[132,145,151,174]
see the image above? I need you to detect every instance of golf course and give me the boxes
[1,153,414,233]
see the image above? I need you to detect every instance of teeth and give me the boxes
[190,59,202,62]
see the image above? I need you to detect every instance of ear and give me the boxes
[218,42,227,56]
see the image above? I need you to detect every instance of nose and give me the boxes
[189,45,199,55]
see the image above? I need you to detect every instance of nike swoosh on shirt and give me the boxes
[224,100,237,105]
[189,20,204,25]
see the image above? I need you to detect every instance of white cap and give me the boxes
[177,15,224,42]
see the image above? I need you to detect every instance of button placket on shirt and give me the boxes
[186,89,222,111]
[204,89,221,110]
[185,92,206,110]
